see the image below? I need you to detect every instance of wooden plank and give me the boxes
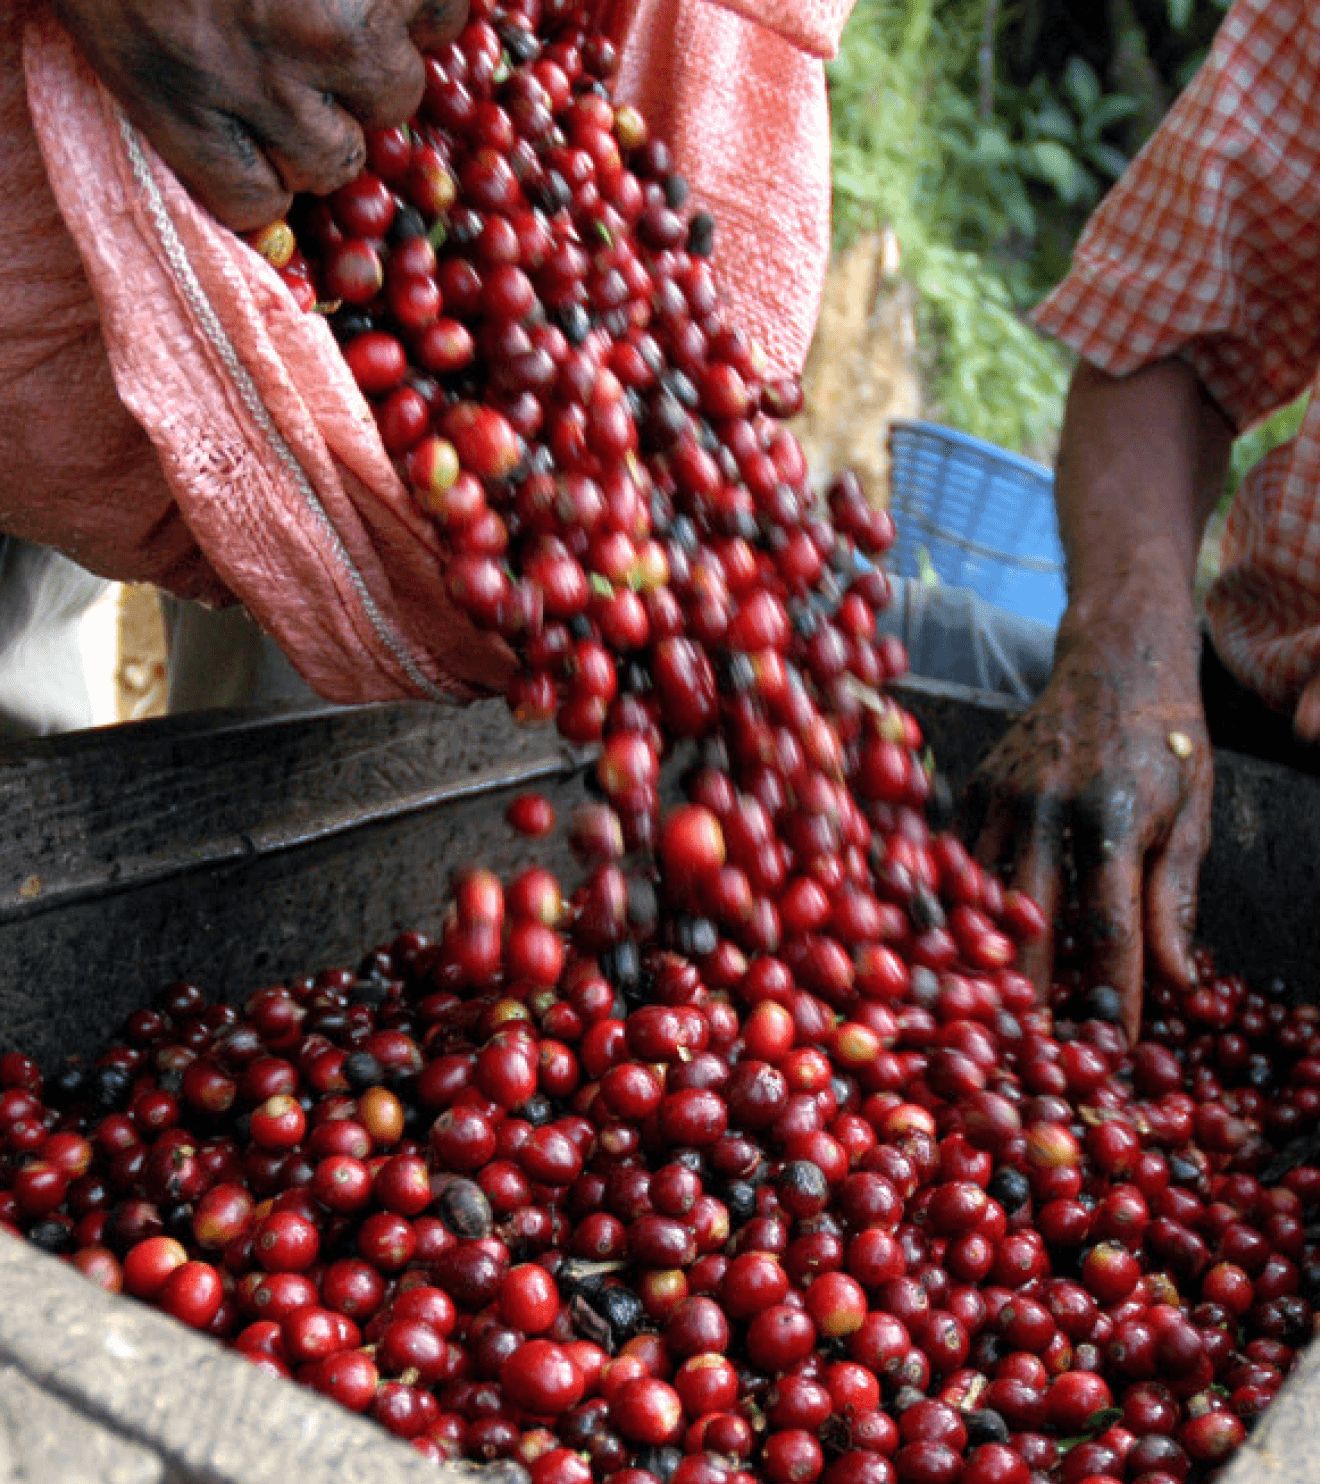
[0,700,584,923]
[0,699,594,1065]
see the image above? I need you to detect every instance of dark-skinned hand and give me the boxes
[964,613,1213,1045]
[47,0,468,231]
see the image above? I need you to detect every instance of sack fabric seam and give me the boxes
[117,115,448,704]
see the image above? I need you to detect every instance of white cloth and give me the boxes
[0,536,103,736]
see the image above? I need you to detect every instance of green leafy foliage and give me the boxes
[1166,0,1232,86]
[828,0,1296,527]
[827,0,1074,457]
[1007,60,1138,209]
[826,0,1241,464]
[1227,397,1310,505]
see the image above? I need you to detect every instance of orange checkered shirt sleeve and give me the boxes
[1033,0,1320,714]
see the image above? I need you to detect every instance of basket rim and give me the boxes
[887,418,1054,484]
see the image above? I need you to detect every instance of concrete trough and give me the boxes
[0,683,1312,1482]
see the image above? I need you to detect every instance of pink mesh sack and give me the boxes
[2,0,850,704]
[610,0,851,377]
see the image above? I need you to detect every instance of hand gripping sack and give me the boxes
[3,0,851,704]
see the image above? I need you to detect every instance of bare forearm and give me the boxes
[1055,356,1234,653]
[969,356,1233,1027]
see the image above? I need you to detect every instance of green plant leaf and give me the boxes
[1062,55,1102,116]
[1030,97,1077,143]
[1003,193,1037,239]
[824,0,1073,457]
[1227,394,1310,503]
[971,127,1016,166]
[1176,49,1211,89]
[1026,139,1087,202]
[1168,0,1193,30]
[1087,93,1142,131]
[831,161,880,200]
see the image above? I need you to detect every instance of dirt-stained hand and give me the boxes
[964,620,1213,1043]
[49,0,468,230]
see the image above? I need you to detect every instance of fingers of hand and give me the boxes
[1071,833,1145,1021]
[965,737,1062,873]
[125,98,293,233]
[315,7,429,130]
[1117,984,1142,1050]
[57,0,428,221]
[1007,836,1062,997]
[962,772,1002,871]
[253,82,367,198]
[43,3,291,229]
[971,773,1064,995]
[1065,769,1148,1003]
[259,4,427,134]
[1144,773,1212,991]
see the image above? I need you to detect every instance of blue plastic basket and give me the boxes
[886,420,1066,627]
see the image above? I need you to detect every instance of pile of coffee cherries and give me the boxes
[2,928,1319,1484]
[2,0,1318,1481]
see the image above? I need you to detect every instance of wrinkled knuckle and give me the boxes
[290,1,372,56]
[284,107,367,193]
[307,152,363,197]
[357,49,426,127]
[339,122,370,173]
[1076,780,1140,858]
[274,154,340,198]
